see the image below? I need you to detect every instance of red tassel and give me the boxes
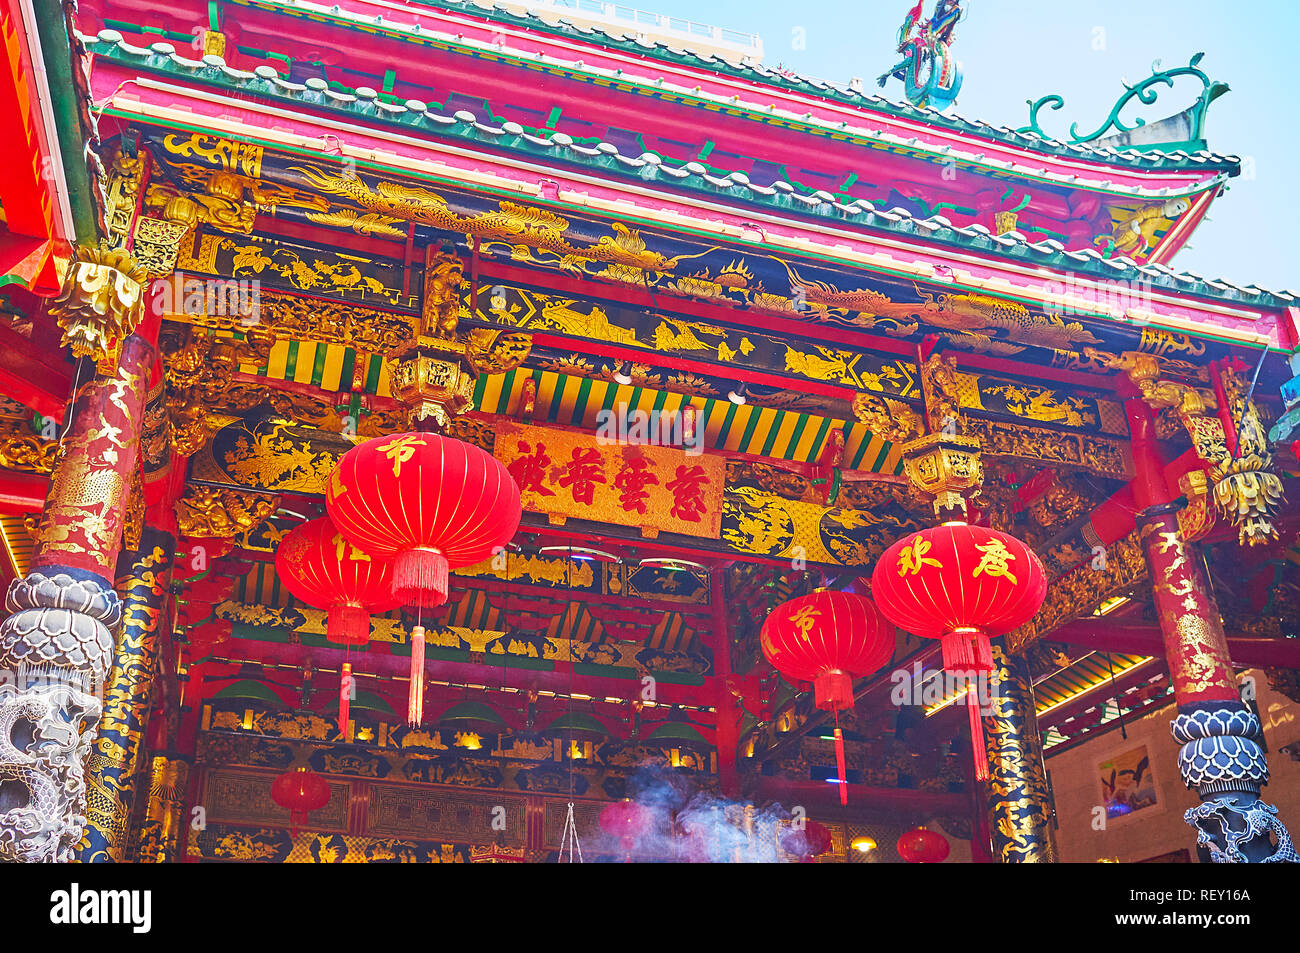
[408,625,425,726]
[967,690,989,783]
[327,606,371,645]
[834,724,848,806]
[339,662,352,738]
[814,670,852,711]
[393,548,449,608]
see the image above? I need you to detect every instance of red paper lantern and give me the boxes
[897,827,949,864]
[326,433,522,726]
[600,799,653,861]
[271,767,330,837]
[276,515,402,734]
[275,516,402,646]
[779,819,834,863]
[760,590,893,805]
[326,433,522,609]
[871,523,1046,781]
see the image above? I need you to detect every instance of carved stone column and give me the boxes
[133,754,191,863]
[0,254,154,862]
[1127,398,1295,862]
[74,529,174,862]
[982,643,1056,862]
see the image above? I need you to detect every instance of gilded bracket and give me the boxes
[174,485,280,538]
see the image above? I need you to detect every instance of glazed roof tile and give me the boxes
[84,29,1293,312]
[229,0,1241,175]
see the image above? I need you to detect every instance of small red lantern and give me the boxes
[276,516,402,733]
[897,827,949,864]
[600,799,653,861]
[275,516,402,646]
[871,523,1046,781]
[271,766,331,837]
[760,590,893,804]
[779,819,834,863]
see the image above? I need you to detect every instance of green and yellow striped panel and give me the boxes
[648,611,697,653]
[1033,652,1150,714]
[238,342,902,474]
[0,515,33,580]
[544,601,607,645]
[235,561,297,609]
[239,339,388,396]
[472,369,904,474]
[445,588,503,630]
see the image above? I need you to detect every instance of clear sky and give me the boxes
[630,0,1298,292]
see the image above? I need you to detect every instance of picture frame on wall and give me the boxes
[1098,745,1159,821]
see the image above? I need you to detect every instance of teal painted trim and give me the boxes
[1019,53,1231,149]
[93,83,1286,313]
[36,0,99,243]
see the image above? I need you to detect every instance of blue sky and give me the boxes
[634,0,1298,292]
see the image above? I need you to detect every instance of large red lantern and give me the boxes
[760,590,893,805]
[779,819,834,863]
[326,433,522,725]
[271,766,331,837]
[897,827,949,864]
[326,433,521,607]
[871,523,1046,781]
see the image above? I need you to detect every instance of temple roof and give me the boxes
[238,0,1244,174]
[83,28,1298,317]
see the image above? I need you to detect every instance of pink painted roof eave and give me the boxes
[211,0,1230,194]
[96,69,1283,349]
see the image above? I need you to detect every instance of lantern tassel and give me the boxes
[339,662,352,738]
[833,713,848,807]
[941,630,993,671]
[967,688,989,783]
[327,606,371,646]
[408,625,425,726]
[394,547,450,607]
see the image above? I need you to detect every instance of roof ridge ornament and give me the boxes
[1018,53,1231,150]
[876,0,966,111]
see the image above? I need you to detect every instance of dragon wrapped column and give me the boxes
[0,332,154,862]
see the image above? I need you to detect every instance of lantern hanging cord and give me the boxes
[1105,651,1127,740]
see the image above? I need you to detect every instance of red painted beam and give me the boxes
[0,323,70,418]
[0,468,46,513]
[1051,620,1300,670]
[195,636,722,708]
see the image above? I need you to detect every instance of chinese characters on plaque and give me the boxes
[494,424,724,539]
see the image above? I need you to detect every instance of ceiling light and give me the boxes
[612,362,632,385]
[727,383,747,405]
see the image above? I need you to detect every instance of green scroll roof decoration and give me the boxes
[1018,53,1230,153]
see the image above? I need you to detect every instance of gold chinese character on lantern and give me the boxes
[376,435,427,477]
[787,604,822,641]
[972,538,1018,584]
[897,537,942,576]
